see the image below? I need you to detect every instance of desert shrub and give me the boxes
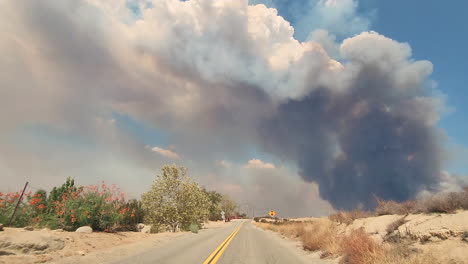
[340,229,384,264]
[375,188,468,216]
[302,221,340,257]
[329,210,373,225]
[375,197,418,216]
[118,199,145,231]
[422,192,466,214]
[293,222,306,238]
[253,217,260,222]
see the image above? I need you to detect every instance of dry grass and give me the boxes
[339,228,384,264]
[301,220,340,257]
[257,220,448,264]
[374,188,468,215]
[256,219,340,258]
[422,191,468,213]
[374,244,447,264]
[375,198,419,216]
[329,210,373,225]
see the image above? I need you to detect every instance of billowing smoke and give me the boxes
[259,33,444,209]
[0,0,452,211]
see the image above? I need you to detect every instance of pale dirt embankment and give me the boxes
[256,211,468,264]
[0,221,227,264]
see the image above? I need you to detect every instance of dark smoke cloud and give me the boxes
[259,33,444,209]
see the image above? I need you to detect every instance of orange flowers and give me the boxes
[29,197,41,206]
[119,207,129,215]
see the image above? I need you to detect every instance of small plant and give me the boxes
[422,192,464,214]
[189,222,199,233]
[329,210,373,225]
[340,229,383,264]
[0,191,33,227]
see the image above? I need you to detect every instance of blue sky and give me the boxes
[368,1,468,173]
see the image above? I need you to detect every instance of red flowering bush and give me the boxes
[1,178,141,231]
[0,191,33,227]
[45,181,137,231]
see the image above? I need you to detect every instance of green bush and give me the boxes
[189,222,199,233]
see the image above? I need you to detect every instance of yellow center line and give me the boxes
[202,222,244,264]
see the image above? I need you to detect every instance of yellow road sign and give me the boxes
[268,210,276,217]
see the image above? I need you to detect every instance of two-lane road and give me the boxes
[112,219,317,264]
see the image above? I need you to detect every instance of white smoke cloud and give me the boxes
[243,159,276,169]
[148,146,181,160]
[251,0,373,40]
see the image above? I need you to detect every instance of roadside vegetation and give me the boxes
[255,187,468,264]
[325,187,468,226]
[0,164,239,233]
[256,219,445,264]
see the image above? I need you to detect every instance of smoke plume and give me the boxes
[260,32,444,209]
[0,0,451,210]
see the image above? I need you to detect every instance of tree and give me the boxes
[203,189,223,221]
[220,194,237,219]
[141,164,210,232]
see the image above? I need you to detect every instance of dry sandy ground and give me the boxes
[0,221,227,264]
[260,212,468,264]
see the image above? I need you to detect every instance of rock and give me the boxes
[137,223,152,233]
[141,225,152,234]
[75,226,93,233]
[76,250,86,256]
[136,223,145,231]
[0,233,65,255]
[462,232,468,243]
[0,223,3,231]
[24,226,34,231]
[396,212,468,242]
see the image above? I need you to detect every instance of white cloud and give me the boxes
[205,164,334,217]
[243,159,276,169]
[149,146,180,160]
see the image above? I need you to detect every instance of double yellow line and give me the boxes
[201,223,243,264]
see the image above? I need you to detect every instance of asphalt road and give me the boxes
[112,219,313,264]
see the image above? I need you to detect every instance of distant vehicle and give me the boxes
[226,216,235,222]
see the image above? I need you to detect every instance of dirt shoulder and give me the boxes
[0,221,226,264]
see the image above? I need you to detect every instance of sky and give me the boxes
[1,0,467,217]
